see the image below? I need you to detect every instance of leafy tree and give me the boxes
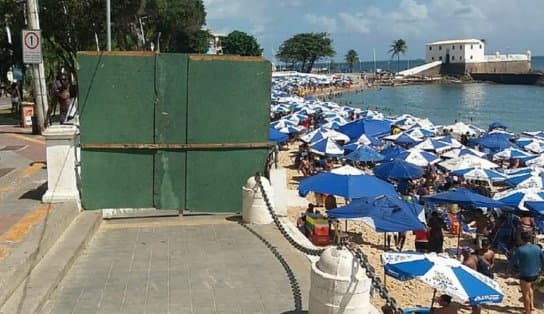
[0,0,26,82]
[221,30,262,56]
[276,32,335,73]
[345,49,359,73]
[389,39,407,73]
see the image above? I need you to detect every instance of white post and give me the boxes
[26,0,48,133]
[42,125,80,203]
[106,0,111,51]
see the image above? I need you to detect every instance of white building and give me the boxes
[425,39,485,64]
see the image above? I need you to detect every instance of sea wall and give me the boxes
[440,60,531,75]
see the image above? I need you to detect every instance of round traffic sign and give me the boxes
[24,31,40,50]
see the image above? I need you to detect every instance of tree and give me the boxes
[345,49,359,73]
[276,32,335,73]
[221,31,262,56]
[389,39,407,73]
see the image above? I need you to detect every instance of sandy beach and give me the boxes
[277,142,539,313]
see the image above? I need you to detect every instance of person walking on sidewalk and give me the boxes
[512,231,544,314]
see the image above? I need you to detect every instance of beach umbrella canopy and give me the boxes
[414,138,452,153]
[470,133,515,151]
[269,127,289,143]
[505,173,544,189]
[524,131,544,140]
[382,252,504,305]
[345,145,385,162]
[381,145,407,161]
[309,137,344,157]
[298,172,397,199]
[489,121,508,130]
[424,188,506,208]
[394,148,440,167]
[443,122,483,136]
[439,155,499,171]
[373,159,425,180]
[357,133,382,146]
[516,137,544,154]
[493,147,533,161]
[452,167,508,183]
[494,188,544,210]
[433,135,463,148]
[301,128,350,143]
[441,147,486,159]
[330,165,365,175]
[524,201,544,215]
[405,127,435,138]
[271,119,297,129]
[342,141,362,153]
[383,133,423,146]
[327,195,425,232]
[339,118,392,140]
[526,155,544,167]
[278,125,302,134]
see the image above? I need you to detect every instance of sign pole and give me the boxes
[26,0,48,133]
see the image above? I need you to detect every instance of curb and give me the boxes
[0,209,101,313]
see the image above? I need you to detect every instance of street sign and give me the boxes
[22,29,42,64]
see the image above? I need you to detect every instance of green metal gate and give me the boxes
[78,52,271,212]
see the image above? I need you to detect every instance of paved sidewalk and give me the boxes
[42,215,311,314]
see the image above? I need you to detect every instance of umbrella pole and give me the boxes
[430,289,437,309]
[456,228,462,257]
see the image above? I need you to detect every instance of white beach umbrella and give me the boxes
[330,165,365,175]
[439,155,499,171]
[493,148,533,161]
[395,148,441,167]
[441,147,486,159]
[526,155,544,167]
[443,122,484,136]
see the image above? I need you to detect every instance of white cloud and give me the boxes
[304,14,337,32]
[338,13,370,34]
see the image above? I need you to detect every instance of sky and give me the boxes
[202,0,544,62]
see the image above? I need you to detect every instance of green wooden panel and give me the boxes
[78,53,155,209]
[186,57,272,212]
[154,54,188,209]
[78,53,155,144]
[186,149,269,212]
[81,150,154,209]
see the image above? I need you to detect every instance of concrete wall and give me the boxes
[440,60,531,76]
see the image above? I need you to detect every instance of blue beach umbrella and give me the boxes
[381,145,407,161]
[470,133,515,151]
[327,195,425,232]
[269,127,288,143]
[493,147,533,161]
[382,252,504,305]
[425,188,506,208]
[451,167,508,183]
[373,159,425,180]
[394,149,440,167]
[414,138,452,153]
[278,125,302,134]
[524,201,544,215]
[298,172,397,199]
[441,147,486,159]
[505,173,544,189]
[309,138,344,157]
[342,141,362,153]
[345,145,385,162]
[339,118,392,140]
[489,121,508,130]
[494,188,544,210]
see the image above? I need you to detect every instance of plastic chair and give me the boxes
[447,212,460,235]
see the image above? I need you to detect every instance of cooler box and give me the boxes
[305,214,331,246]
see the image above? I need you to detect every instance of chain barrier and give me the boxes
[254,172,404,314]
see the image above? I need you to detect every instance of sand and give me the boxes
[277,142,541,313]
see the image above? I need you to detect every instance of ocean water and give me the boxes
[333,82,544,133]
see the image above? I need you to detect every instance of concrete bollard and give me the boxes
[242,176,274,224]
[42,125,80,203]
[309,247,379,314]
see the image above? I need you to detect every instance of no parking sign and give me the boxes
[22,29,42,64]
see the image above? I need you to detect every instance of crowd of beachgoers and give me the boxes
[269,72,544,313]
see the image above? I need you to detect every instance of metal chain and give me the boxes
[254,172,403,314]
[255,173,325,256]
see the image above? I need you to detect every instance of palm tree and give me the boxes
[345,49,359,73]
[389,39,408,73]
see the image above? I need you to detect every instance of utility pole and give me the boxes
[26,0,47,133]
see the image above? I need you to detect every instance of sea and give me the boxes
[332,56,544,133]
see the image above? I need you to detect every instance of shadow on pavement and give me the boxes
[19,182,47,201]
